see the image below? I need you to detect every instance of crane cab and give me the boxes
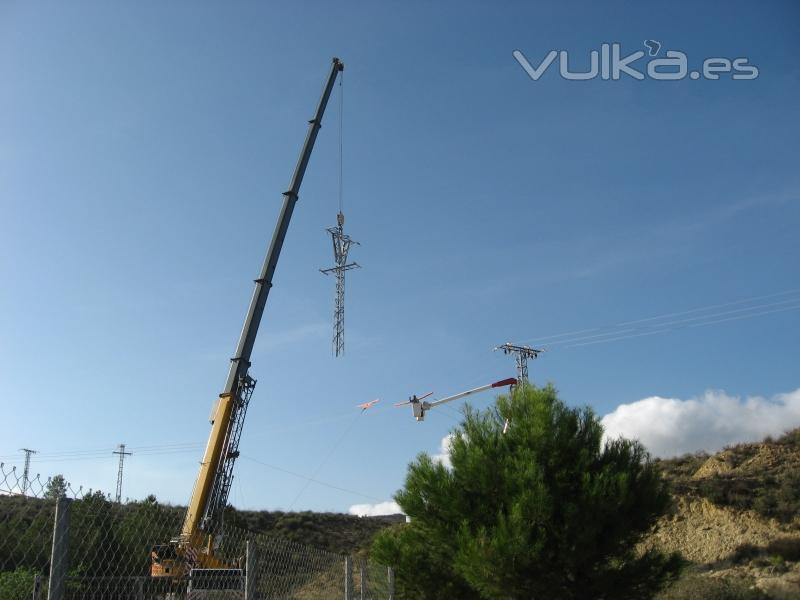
[151,543,184,578]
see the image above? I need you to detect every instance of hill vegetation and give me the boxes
[3,428,799,598]
[650,428,800,599]
[224,506,402,554]
[656,428,800,524]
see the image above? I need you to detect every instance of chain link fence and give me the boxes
[1,463,394,600]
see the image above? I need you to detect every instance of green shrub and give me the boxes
[0,568,40,600]
[767,554,788,573]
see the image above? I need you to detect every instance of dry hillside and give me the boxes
[650,429,800,599]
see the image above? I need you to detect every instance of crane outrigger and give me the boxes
[150,57,344,584]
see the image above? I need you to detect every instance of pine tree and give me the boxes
[372,384,682,599]
[43,474,68,499]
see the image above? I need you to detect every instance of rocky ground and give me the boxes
[648,431,800,599]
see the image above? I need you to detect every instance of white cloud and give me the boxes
[601,388,800,458]
[348,435,458,517]
[348,501,403,517]
[431,433,455,468]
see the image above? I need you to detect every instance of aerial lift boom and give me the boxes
[395,377,517,421]
[151,57,344,580]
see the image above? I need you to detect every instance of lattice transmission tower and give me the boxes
[113,443,132,503]
[320,212,359,356]
[20,448,37,495]
[494,342,544,385]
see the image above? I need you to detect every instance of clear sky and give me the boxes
[1,1,798,514]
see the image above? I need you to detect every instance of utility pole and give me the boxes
[494,342,544,385]
[320,211,359,356]
[20,448,37,495]
[113,444,132,503]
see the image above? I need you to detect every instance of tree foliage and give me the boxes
[372,384,682,599]
[43,475,68,499]
[0,567,39,600]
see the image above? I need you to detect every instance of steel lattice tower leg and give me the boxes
[113,444,132,503]
[320,212,360,356]
[333,249,346,355]
[515,352,529,383]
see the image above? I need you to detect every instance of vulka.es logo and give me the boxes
[513,42,759,81]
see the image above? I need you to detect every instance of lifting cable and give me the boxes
[338,70,344,215]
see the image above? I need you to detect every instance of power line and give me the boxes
[562,301,800,349]
[288,412,364,509]
[0,442,203,462]
[615,288,800,328]
[435,291,799,397]
[3,443,384,504]
[0,409,371,462]
[434,404,464,424]
[240,454,381,503]
[515,293,800,351]
[518,288,800,346]
[558,299,800,349]
[686,302,800,329]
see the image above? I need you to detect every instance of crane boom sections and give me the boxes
[225,57,345,395]
[179,58,345,549]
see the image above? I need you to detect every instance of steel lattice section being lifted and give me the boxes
[320,211,360,356]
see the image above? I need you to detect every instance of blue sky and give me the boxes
[1,1,798,513]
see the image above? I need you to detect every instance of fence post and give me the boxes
[245,539,258,600]
[135,577,144,600]
[32,574,42,600]
[344,556,353,600]
[388,566,395,600]
[47,497,71,600]
[359,562,365,600]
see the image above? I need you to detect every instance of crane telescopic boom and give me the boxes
[151,57,344,579]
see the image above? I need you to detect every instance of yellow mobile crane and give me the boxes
[151,58,344,583]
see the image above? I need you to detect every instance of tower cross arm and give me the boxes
[319,262,360,275]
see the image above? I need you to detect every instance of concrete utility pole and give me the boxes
[494,342,544,385]
[20,448,37,495]
[113,444,132,503]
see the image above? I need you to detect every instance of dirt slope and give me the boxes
[648,430,800,598]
